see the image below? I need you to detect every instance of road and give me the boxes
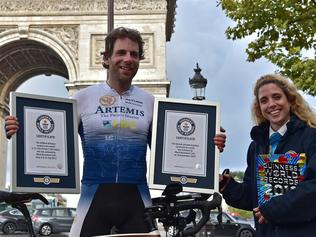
[0,232,68,237]
[0,228,167,237]
[0,232,166,237]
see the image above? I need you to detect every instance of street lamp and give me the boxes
[189,63,207,100]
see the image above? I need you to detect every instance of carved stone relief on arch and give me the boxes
[0,26,18,34]
[30,25,79,62]
[0,0,167,15]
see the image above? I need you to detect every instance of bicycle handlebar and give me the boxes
[145,188,222,237]
[173,193,222,237]
[0,191,48,237]
[0,191,48,205]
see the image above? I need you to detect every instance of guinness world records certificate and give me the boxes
[24,107,67,176]
[10,92,80,194]
[149,98,220,194]
[163,111,208,177]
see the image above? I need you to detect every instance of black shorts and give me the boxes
[70,183,150,237]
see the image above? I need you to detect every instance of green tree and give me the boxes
[227,206,254,219]
[218,0,316,95]
[230,170,244,181]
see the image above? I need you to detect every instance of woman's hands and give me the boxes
[214,127,226,152]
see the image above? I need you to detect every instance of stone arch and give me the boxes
[0,31,76,188]
[0,28,79,110]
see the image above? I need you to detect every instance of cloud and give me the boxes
[166,0,279,171]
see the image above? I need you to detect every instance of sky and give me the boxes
[13,0,316,205]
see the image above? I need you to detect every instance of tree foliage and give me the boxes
[230,170,244,181]
[227,206,254,219]
[218,0,316,95]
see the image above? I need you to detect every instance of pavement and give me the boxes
[0,232,68,237]
[0,231,166,237]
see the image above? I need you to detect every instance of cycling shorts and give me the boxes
[69,183,151,237]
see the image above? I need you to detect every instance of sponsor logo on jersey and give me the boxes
[177,118,195,136]
[99,95,116,106]
[103,120,112,128]
[36,115,55,134]
[102,120,137,129]
[95,105,144,117]
[113,119,137,129]
[125,98,143,107]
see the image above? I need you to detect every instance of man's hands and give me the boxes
[214,127,226,152]
[4,116,19,139]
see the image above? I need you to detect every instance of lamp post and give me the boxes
[189,63,207,100]
[102,0,114,69]
[107,0,114,33]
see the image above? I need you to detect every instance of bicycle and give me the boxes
[0,190,48,237]
[0,183,222,237]
[145,183,222,237]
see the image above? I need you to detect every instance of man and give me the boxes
[5,27,226,237]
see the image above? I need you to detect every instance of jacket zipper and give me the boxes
[115,94,123,183]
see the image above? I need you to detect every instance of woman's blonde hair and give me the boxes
[251,74,316,128]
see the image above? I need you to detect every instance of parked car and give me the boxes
[0,208,34,234]
[228,212,255,230]
[197,211,255,237]
[32,207,76,236]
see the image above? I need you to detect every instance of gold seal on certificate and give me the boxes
[149,98,220,194]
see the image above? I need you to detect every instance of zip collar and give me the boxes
[104,81,134,96]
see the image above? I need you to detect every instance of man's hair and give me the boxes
[251,74,316,128]
[102,27,145,69]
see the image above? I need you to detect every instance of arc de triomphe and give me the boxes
[0,0,176,188]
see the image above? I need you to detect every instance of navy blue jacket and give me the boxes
[222,115,316,237]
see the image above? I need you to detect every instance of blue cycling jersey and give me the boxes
[74,82,154,185]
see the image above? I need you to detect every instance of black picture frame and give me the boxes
[148,98,220,194]
[10,92,80,194]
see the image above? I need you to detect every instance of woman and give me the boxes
[220,74,316,237]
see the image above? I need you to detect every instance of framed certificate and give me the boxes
[148,98,220,194]
[10,92,80,194]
